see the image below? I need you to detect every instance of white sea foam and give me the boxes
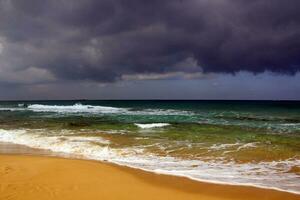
[236,142,258,151]
[0,128,299,194]
[135,123,170,129]
[3,103,192,116]
[27,103,127,114]
[210,142,259,155]
[60,136,110,144]
[0,107,25,111]
[282,123,300,126]
[209,143,241,150]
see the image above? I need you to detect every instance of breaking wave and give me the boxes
[27,103,127,114]
[135,123,170,129]
[0,103,192,116]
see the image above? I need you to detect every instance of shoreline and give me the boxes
[1,154,300,200]
[0,142,300,199]
[0,141,299,195]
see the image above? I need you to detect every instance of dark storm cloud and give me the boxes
[0,0,300,83]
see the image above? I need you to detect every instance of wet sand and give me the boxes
[0,143,299,200]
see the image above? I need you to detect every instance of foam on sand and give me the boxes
[2,154,299,200]
[0,128,299,194]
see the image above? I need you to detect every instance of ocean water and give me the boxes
[0,100,299,193]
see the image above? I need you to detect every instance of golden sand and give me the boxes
[0,154,299,200]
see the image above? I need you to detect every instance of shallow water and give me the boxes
[0,100,299,193]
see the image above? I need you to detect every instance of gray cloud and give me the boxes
[0,0,300,84]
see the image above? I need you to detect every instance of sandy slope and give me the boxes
[0,154,299,200]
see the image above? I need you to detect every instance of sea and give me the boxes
[0,100,299,194]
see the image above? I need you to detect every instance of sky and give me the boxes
[0,0,300,100]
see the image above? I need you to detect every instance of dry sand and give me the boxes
[0,154,299,200]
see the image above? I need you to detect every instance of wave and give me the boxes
[15,103,193,116]
[1,104,300,134]
[27,103,127,114]
[135,123,170,129]
[0,128,299,194]
[0,107,25,111]
[0,103,126,114]
[214,113,300,123]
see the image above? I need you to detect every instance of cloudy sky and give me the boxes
[0,0,299,100]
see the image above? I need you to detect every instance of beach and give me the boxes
[0,100,299,198]
[0,141,299,200]
[1,153,300,200]
[1,0,299,198]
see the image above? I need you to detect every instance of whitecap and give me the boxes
[135,123,170,129]
[27,103,127,114]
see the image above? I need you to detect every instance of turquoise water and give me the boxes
[0,100,299,193]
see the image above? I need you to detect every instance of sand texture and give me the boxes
[0,154,299,200]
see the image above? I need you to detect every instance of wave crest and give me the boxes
[135,123,170,129]
[27,103,127,114]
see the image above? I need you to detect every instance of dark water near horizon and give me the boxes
[0,100,299,193]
